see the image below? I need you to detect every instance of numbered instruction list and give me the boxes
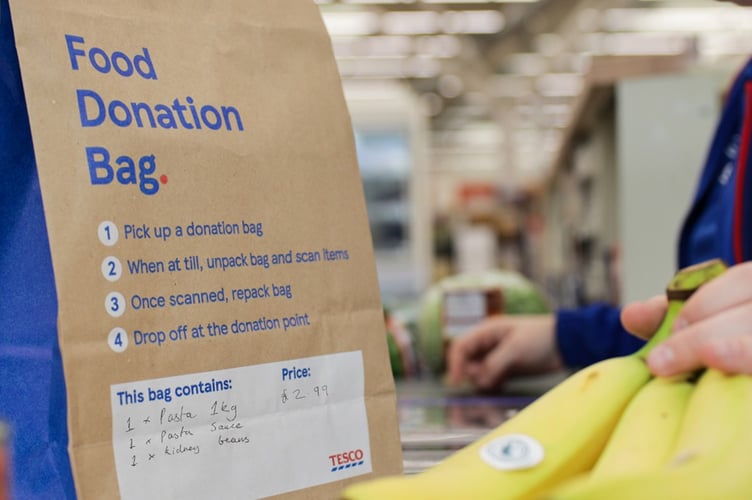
[111,351,371,499]
[97,219,351,352]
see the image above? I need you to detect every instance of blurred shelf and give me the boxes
[540,53,700,307]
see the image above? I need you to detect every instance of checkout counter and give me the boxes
[395,372,568,474]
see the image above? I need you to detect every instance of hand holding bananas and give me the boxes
[622,260,752,376]
[341,260,731,500]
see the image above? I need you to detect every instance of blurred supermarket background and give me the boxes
[311,0,752,464]
[313,0,752,379]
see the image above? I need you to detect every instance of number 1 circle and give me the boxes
[98,221,119,246]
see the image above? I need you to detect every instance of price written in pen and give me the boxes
[281,384,329,404]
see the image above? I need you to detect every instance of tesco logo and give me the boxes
[329,449,365,470]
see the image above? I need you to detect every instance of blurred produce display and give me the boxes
[384,308,419,379]
[417,269,550,374]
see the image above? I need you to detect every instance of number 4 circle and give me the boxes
[108,327,128,353]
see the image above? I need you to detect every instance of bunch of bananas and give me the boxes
[341,259,749,500]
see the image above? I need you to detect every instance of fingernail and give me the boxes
[649,345,675,373]
[672,316,688,332]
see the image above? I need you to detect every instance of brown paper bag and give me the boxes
[8,0,402,497]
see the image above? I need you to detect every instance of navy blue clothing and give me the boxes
[556,57,752,368]
[556,305,645,368]
[0,2,76,497]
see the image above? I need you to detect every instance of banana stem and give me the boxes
[633,300,684,360]
[632,258,728,360]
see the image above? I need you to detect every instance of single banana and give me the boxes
[543,369,752,500]
[588,373,695,477]
[341,260,727,500]
[542,374,695,497]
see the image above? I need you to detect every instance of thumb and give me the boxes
[620,294,667,340]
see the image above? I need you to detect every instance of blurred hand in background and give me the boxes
[447,315,562,391]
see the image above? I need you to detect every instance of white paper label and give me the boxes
[479,434,545,471]
[443,290,489,337]
[445,291,486,319]
[111,351,371,499]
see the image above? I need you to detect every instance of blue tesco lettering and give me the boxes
[281,366,310,381]
[133,330,166,347]
[65,34,157,79]
[86,146,163,195]
[130,293,166,310]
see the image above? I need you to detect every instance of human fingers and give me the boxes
[446,317,506,385]
[672,262,752,330]
[699,334,752,375]
[465,341,515,390]
[647,303,752,376]
[620,294,667,340]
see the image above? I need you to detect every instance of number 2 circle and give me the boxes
[101,256,123,282]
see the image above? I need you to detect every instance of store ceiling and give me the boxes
[316,0,752,184]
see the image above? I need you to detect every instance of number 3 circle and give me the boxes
[105,291,126,318]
